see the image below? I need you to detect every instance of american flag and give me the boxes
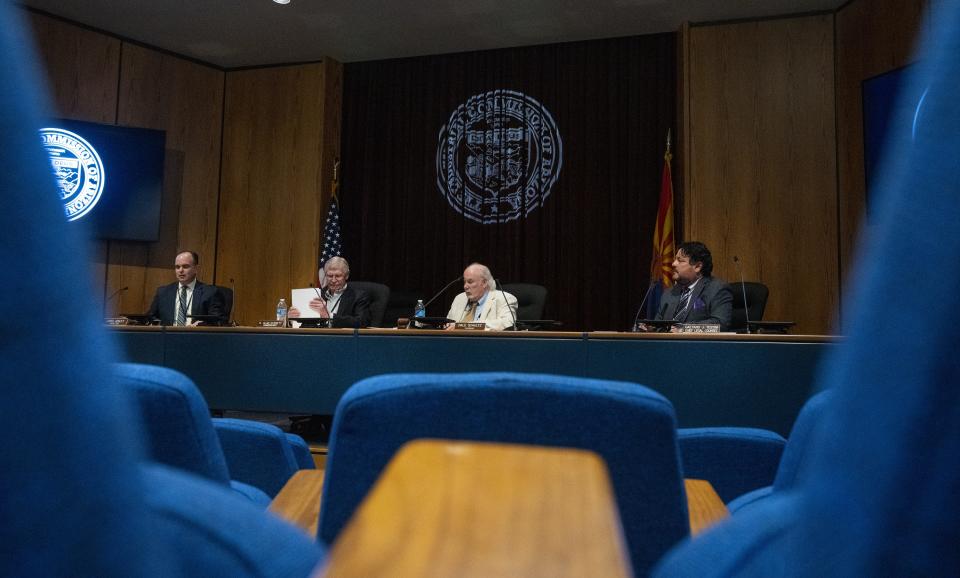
[318,195,342,288]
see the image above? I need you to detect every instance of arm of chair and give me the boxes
[678,427,786,503]
[270,469,325,537]
[213,418,300,498]
[725,485,774,514]
[285,433,317,470]
[684,479,729,535]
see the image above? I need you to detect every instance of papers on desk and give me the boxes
[291,287,323,319]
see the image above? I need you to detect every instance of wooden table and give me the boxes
[317,439,634,578]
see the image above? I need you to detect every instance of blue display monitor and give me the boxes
[39,118,165,241]
[862,64,927,213]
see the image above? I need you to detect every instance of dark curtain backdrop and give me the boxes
[340,33,677,331]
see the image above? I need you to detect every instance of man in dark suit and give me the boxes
[652,241,733,331]
[146,251,225,326]
[288,256,371,328]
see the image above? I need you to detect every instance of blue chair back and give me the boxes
[655,3,960,575]
[115,363,232,485]
[320,372,688,575]
[0,4,322,574]
[771,388,833,491]
[0,4,166,573]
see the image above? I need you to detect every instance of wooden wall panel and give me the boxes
[27,11,120,313]
[685,15,837,334]
[217,64,334,325]
[319,58,343,217]
[28,12,120,123]
[111,44,225,316]
[835,0,928,315]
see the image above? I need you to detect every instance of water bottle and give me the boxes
[276,298,288,324]
[414,299,426,318]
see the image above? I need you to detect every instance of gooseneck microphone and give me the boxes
[632,280,658,331]
[494,278,518,331]
[104,286,128,317]
[732,255,751,333]
[227,278,237,326]
[308,282,324,302]
[423,276,464,311]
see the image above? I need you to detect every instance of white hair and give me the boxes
[465,262,495,287]
[324,256,350,276]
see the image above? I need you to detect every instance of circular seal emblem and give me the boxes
[39,127,105,221]
[437,90,562,224]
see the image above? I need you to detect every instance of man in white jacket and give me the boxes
[445,263,518,331]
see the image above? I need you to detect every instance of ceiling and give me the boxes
[21,0,845,68]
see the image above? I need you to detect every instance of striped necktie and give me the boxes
[176,285,187,326]
[673,287,692,321]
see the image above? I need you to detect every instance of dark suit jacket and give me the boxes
[656,276,733,330]
[327,285,371,328]
[146,281,225,326]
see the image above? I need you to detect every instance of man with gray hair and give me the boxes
[445,262,518,331]
[289,256,371,327]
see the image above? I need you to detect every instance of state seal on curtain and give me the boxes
[437,90,562,224]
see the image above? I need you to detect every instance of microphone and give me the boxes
[631,280,658,331]
[227,278,237,326]
[422,276,463,310]
[104,286,128,317]
[732,255,750,333]
[494,278,518,331]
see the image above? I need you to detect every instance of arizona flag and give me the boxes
[647,135,675,317]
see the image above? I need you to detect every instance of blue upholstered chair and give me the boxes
[115,362,312,502]
[655,3,960,575]
[677,389,833,508]
[677,426,786,504]
[722,389,833,513]
[320,372,689,576]
[0,4,322,575]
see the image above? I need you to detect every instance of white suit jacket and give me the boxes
[446,290,518,331]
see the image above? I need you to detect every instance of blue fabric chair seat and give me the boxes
[143,463,323,577]
[320,372,689,576]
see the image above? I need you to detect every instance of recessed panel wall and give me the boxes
[111,45,225,316]
[217,64,335,325]
[685,15,838,334]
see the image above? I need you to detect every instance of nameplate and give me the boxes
[454,322,486,331]
[258,320,286,328]
[680,323,721,333]
[104,317,130,326]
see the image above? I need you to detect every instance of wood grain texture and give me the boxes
[217,63,330,325]
[27,10,121,310]
[320,440,633,578]
[270,469,325,537]
[110,43,225,315]
[834,0,928,324]
[319,58,343,220]
[685,15,838,334]
[27,11,120,123]
[684,479,728,535]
